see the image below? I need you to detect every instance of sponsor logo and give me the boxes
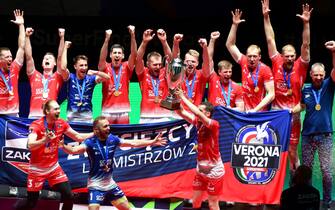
[2,147,30,162]
[231,121,281,184]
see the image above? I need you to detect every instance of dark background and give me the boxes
[1,0,335,83]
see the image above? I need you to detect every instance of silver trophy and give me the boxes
[160,57,185,110]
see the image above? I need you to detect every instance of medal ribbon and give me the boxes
[42,75,50,94]
[112,65,122,92]
[221,80,232,107]
[250,64,260,88]
[185,72,196,98]
[75,76,87,103]
[150,76,160,97]
[312,87,322,106]
[282,67,292,90]
[43,116,56,147]
[0,68,13,93]
[96,139,109,168]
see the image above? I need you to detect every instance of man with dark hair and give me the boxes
[60,116,167,210]
[0,9,25,116]
[280,165,320,210]
[15,100,93,210]
[175,88,224,210]
[60,41,110,123]
[98,26,137,124]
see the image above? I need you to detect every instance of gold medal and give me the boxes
[114,90,120,96]
[77,101,82,107]
[42,91,48,99]
[154,96,160,104]
[254,86,259,93]
[8,90,14,96]
[315,104,321,111]
[287,88,292,96]
[103,165,110,172]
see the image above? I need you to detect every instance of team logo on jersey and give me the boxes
[231,121,281,185]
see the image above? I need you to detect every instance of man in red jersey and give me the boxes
[175,88,224,210]
[25,27,69,118]
[226,9,275,112]
[136,28,173,123]
[208,31,244,111]
[0,9,25,116]
[262,0,312,175]
[15,100,93,210]
[171,33,211,115]
[98,26,137,124]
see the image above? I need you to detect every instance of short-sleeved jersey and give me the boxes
[137,67,171,118]
[239,55,273,111]
[28,70,64,118]
[67,73,96,113]
[29,117,70,170]
[0,61,22,115]
[192,117,221,163]
[84,135,122,191]
[208,73,243,107]
[271,54,308,110]
[181,69,207,107]
[101,62,133,113]
[301,78,335,136]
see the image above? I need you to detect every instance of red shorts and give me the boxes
[193,173,224,196]
[290,119,301,146]
[27,165,68,192]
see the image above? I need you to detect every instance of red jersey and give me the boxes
[239,55,273,111]
[181,69,207,109]
[0,61,22,115]
[28,70,64,118]
[101,62,133,113]
[193,117,221,163]
[29,117,70,170]
[137,67,171,118]
[271,54,308,110]
[208,73,243,107]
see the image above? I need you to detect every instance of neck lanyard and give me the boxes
[282,66,292,92]
[43,116,55,147]
[312,87,322,111]
[185,72,196,98]
[112,65,122,92]
[0,68,13,94]
[250,63,260,92]
[221,80,232,107]
[96,138,110,172]
[75,76,87,104]
[150,75,160,97]
[42,75,50,93]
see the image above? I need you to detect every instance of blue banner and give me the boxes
[0,107,291,204]
[0,116,197,191]
[213,106,291,204]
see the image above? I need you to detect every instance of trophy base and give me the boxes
[160,99,180,110]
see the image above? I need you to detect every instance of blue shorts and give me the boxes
[88,186,125,205]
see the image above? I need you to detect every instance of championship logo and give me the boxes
[231,121,281,184]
